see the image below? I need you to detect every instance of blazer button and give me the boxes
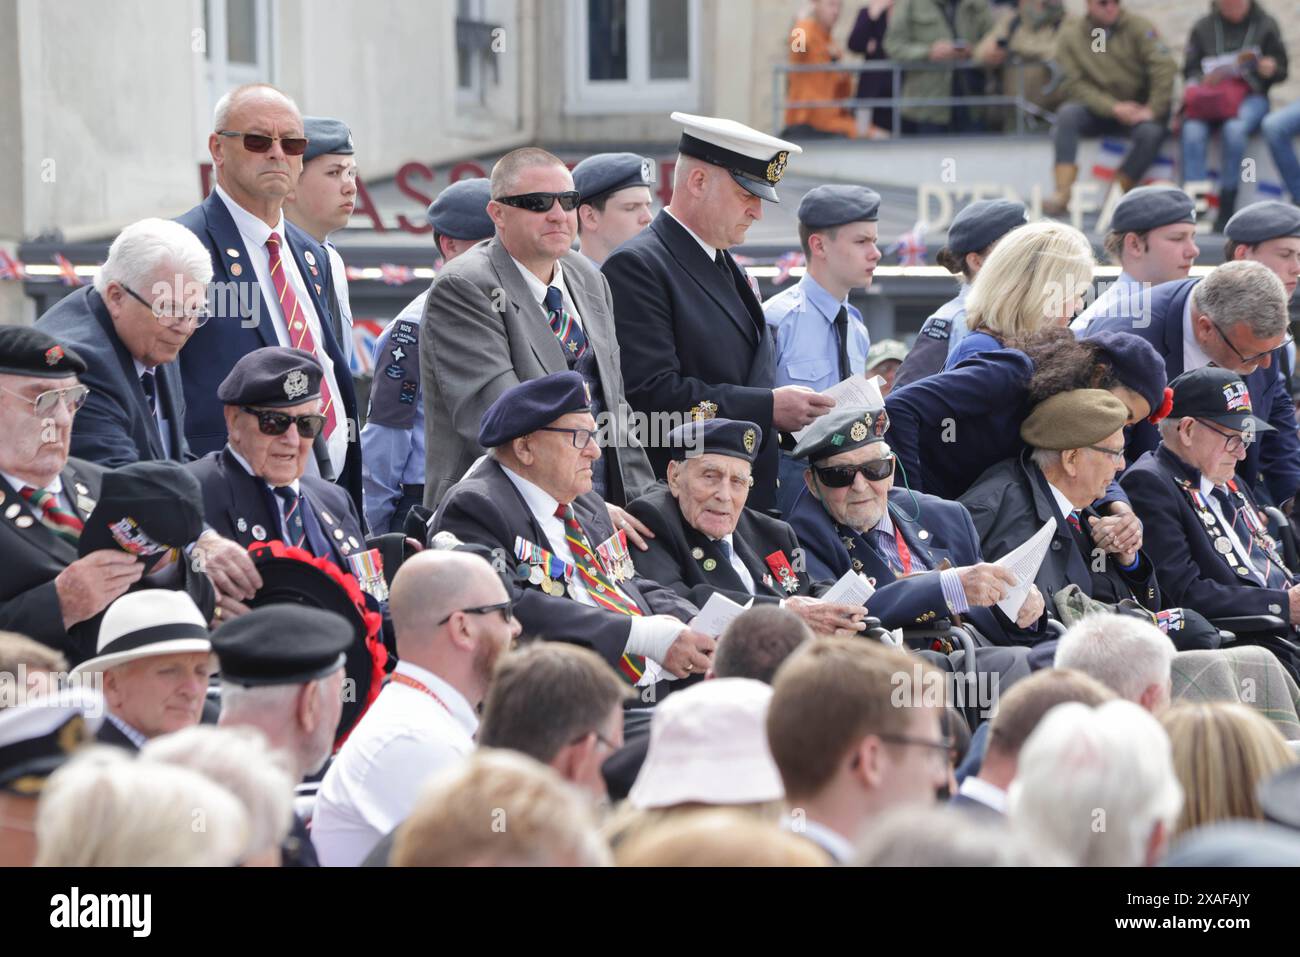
[1050,540,1061,551]
[1270,604,1282,615]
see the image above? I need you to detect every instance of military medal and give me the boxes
[762,573,775,589]
[703,558,717,572]
[691,547,704,560]
[237,518,248,533]
[515,563,531,581]
[1214,536,1233,555]
[529,566,544,585]
[252,525,266,541]
[764,550,800,594]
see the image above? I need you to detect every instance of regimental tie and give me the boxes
[275,486,307,549]
[544,285,588,364]
[20,486,83,544]
[265,234,338,439]
[140,370,157,417]
[555,503,645,684]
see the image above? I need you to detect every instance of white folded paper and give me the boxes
[993,519,1055,619]
[792,374,887,442]
[820,568,876,606]
[692,592,755,637]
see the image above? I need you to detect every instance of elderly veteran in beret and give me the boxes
[71,589,214,751]
[432,371,713,687]
[188,346,367,622]
[572,152,655,267]
[213,604,353,867]
[627,418,867,639]
[0,327,242,657]
[785,405,1045,646]
[362,177,495,534]
[1071,186,1199,333]
[961,389,1162,624]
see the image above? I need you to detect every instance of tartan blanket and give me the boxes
[1172,646,1300,741]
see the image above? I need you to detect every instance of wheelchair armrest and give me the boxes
[1210,615,1288,635]
[1043,617,1067,638]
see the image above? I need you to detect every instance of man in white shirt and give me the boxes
[312,549,520,867]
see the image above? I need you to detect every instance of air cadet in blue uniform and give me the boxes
[360,178,494,533]
[572,152,656,267]
[892,199,1027,391]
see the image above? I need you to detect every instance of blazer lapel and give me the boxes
[731,525,785,598]
[652,213,758,347]
[87,289,166,459]
[1161,283,1191,380]
[285,226,341,361]
[488,240,569,373]
[0,472,80,565]
[203,193,277,349]
[157,364,188,459]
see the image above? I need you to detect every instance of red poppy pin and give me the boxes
[44,345,64,366]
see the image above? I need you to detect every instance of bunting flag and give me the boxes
[888,221,928,267]
[773,249,806,285]
[0,249,25,281]
[378,263,414,286]
[53,253,83,287]
[344,265,368,282]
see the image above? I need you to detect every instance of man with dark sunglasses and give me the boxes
[188,347,366,623]
[420,147,655,531]
[177,83,364,519]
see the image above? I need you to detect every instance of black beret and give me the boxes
[1110,185,1196,234]
[0,326,87,379]
[1084,330,1169,417]
[211,604,352,687]
[665,417,762,464]
[1168,366,1274,434]
[572,153,655,206]
[946,198,1028,255]
[797,184,880,229]
[477,371,593,448]
[427,178,495,241]
[302,116,355,163]
[1224,201,1300,245]
[79,460,204,572]
[218,346,323,408]
[790,405,890,463]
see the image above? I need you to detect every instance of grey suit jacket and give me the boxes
[419,237,654,508]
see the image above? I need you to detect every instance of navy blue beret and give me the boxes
[1225,201,1300,245]
[1084,330,1168,417]
[789,405,890,463]
[798,184,881,229]
[427,178,495,241]
[1110,185,1195,234]
[218,346,323,408]
[211,604,352,687]
[302,116,354,163]
[0,326,86,379]
[478,371,593,448]
[665,417,762,464]
[946,199,1028,255]
[572,153,655,206]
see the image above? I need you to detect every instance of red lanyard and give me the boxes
[391,672,452,715]
[893,526,913,576]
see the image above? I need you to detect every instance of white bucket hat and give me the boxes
[629,677,784,810]
[70,589,211,677]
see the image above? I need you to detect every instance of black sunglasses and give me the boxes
[218,130,309,156]
[495,191,581,213]
[814,455,895,488]
[438,599,515,626]
[241,406,327,438]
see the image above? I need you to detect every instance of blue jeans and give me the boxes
[1181,94,1271,189]
[1262,98,1300,201]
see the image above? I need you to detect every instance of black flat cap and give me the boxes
[477,371,593,448]
[302,116,355,163]
[79,460,205,572]
[1224,201,1300,244]
[946,199,1028,256]
[1110,185,1196,234]
[798,184,881,229]
[572,153,655,206]
[211,604,352,687]
[426,177,495,241]
[665,417,763,464]
[218,346,323,408]
[0,327,86,379]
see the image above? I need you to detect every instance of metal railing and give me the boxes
[772,58,1059,138]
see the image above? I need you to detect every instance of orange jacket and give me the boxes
[785,18,857,136]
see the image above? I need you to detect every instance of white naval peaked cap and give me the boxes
[670,112,803,202]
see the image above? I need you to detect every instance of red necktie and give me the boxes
[265,234,337,439]
[20,486,83,544]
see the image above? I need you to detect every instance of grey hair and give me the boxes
[1054,613,1174,702]
[1191,259,1289,340]
[853,805,1069,866]
[212,83,300,133]
[1029,447,1063,471]
[94,218,213,296]
[219,680,303,721]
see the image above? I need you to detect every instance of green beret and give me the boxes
[1019,389,1129,451]
[789,405,889,462]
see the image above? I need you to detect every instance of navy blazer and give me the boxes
[186,447,366,570]
[603,211,781,512]
[175,191,364,518]
[35,287,189,466]
[1087,278,1300,505]
[432,458,698,671]
[1121,444,1292,621]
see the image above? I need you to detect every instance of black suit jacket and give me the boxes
[431,458,699,669]
[175,191,364,518]
[95,717,140,752]
[34,286,189,466]
[626,482,815,608]
[603,211,780,512]
[186,448,367,568]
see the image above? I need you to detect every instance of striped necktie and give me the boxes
[274,486,307,549]
[544,285,588,363]
[555,503,645,684]
[265,234,338,440]
[20,486,83,544]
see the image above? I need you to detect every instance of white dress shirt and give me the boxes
[716,533,755,593]
[509,255,586,336]
[785,816,854,864]
[224,444,305,541]
[1045,480,1077,529]
[213,183,347,476]
[325,241,355,368]
[500,464,685,667]
[956,775,1008,814]
[1,470,69,511]
[310,660,477,867]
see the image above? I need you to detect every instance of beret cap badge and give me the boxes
[690,400,718,422]
[849,421,869,442]
[283,370,309,400]
[766,151,789,184]
[44,346,64,367]
[743,428,757,454]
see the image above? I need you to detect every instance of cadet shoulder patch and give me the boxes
[921,317,951,341]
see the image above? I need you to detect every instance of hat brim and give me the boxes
[1203,413,1275,434]
[70,638,213,678]
[730,172,779,203]
[628,754,784,809]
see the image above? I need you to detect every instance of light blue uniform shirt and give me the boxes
[936,284,972,357]
[763,273,870,392]
[1071,270,1142,333]
[360,290,428,533]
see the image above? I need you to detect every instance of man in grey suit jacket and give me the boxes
[420,147,654,512]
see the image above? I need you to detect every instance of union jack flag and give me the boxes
[344,265,368,282]
[349,319,386,377]
[0,249,24,281]
[53,253,83,287]
[773,250,805,285]
[888,222,928,267]
[378,263,413,286]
